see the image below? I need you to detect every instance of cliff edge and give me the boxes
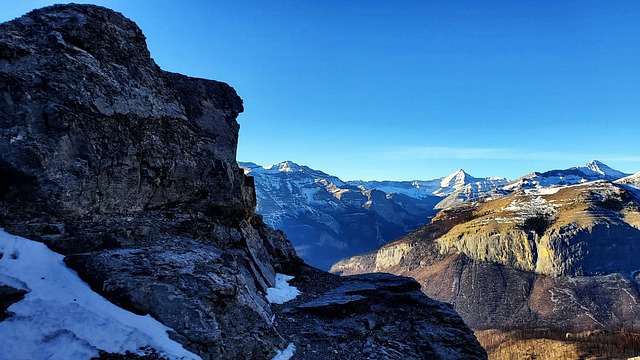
[0,4,485,359]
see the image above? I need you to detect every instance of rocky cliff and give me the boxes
[0,5,485,359]
[332,180,640,332]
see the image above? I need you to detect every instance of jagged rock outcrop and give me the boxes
[0,4,296,358]
[0,285,26,321]
[273,264,486,360]
[332,181,640,332]
[0,4,485,359]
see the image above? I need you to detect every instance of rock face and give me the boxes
[273,264,487,360]
[332,181,640,332]
[0,4,296,358]
[0,4,485,359]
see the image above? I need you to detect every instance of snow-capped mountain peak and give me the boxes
[276,161,301,173]
[242,161,307,175]
[440,169,469,189]
[583,160,629,179]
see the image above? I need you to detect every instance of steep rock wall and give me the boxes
[332,183,640,332]
[0,5,297,358]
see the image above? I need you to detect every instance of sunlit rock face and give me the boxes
[333,180,640,332]
[0,4,487,359]
[0,4,296,358]
[0,4,251,234]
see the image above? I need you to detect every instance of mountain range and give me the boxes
[242,160,633,270]
[240,161,506,269]
[332,165,640,336]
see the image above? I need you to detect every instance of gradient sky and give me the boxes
[2,1,639,180]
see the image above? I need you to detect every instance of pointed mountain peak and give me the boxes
[276,160,301,173]
[260,161,303,173]
[440,169,471,188]
[449,169,469,178]
[585,160,609,173]
[582,160,629,179]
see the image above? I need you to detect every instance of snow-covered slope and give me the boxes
[616,172,640,187]
[0,229,199,360]
[582,160,630,180]
[240,161,441,269]
[504,160,631,192]
[352,169,507,210]
[616,172,640,198]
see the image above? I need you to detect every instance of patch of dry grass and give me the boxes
[476,328,640,360]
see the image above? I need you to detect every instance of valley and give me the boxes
[247,159,640,358]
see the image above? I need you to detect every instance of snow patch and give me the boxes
[9,134,24,143]
[270,343,296,360]
[524,187,561,195]
[0,229,200,360]
[266,273,301,304]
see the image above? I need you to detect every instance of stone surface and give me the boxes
[0,4,486,359]
[0,4,295,358]
[0,4,252,239]
[274,264,487,360]
[0,285,27,321]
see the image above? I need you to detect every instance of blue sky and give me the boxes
[2,1,639,180]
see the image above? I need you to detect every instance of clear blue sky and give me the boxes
[2,1,639,180]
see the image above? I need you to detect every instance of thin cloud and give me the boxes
[379,146,640,163]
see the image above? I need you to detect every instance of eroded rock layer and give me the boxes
[332,181,640,332]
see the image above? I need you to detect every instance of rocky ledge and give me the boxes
[0,4,485,359]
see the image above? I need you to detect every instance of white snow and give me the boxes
[10,134,24,143]
[266,273,301,304]
[270,343,296,360]
[524,187,561,195]
[0,229,200,360]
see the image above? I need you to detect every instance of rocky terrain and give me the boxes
[332,179,640,333]
[0,4,485,359]
[242,161,504,269]
[244,159,632,271]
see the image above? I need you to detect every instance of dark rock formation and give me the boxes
[273,264,486,360]
[0,285,26,321]
[0,4,485,359]
[0,4,296,358]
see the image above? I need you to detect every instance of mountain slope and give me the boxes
[350,169,507,209]
[504,160,631,192]
[241,161,441,269]
[332,180,640,332]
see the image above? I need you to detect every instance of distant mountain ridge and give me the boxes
[504,160,631,192]
[242,160,632,270]
[241,161,508,269]
[349,169,507,209]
